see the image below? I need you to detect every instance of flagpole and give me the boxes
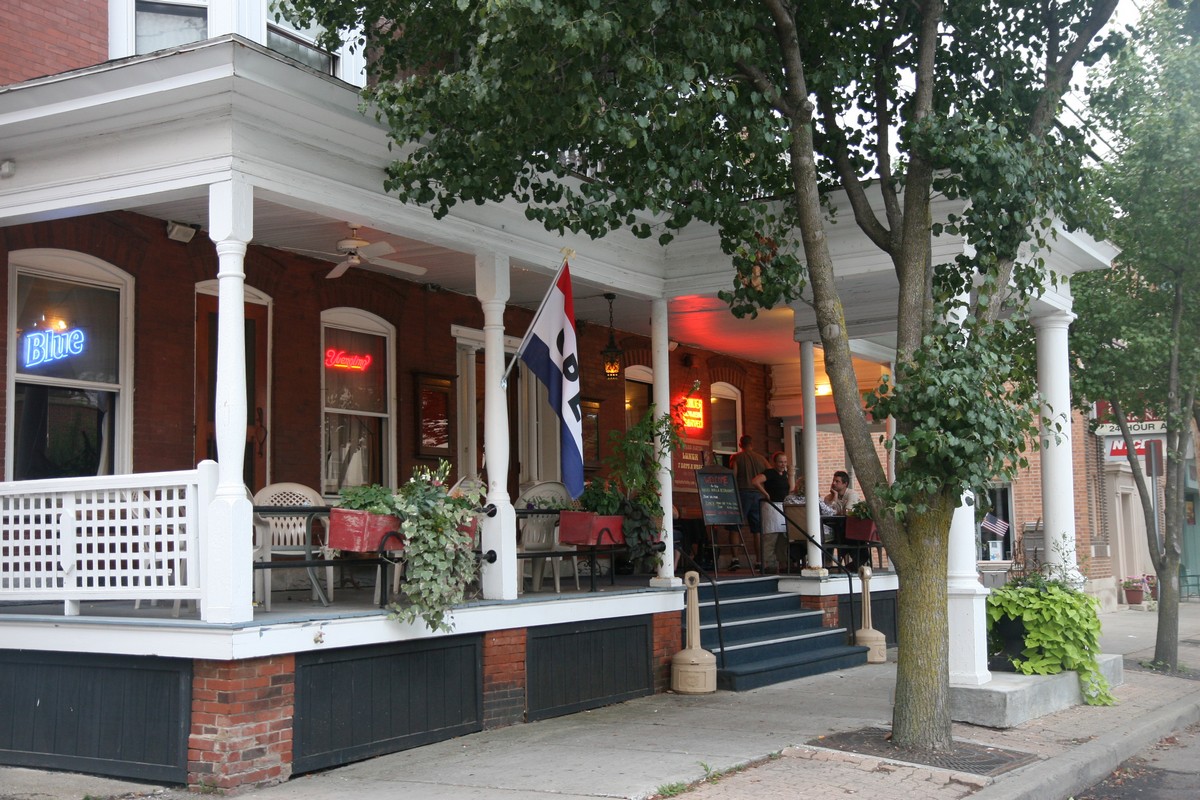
[502,248,575,388]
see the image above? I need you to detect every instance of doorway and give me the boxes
[195,293,269,492]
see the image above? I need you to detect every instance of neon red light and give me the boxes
[325,349,372,371]
[681,397,704,431]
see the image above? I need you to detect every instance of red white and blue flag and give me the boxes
[981,513,1009,539]
[516,262,585,498]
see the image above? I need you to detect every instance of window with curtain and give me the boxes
[322,322,390,494]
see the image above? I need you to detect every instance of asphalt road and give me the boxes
[1071,720,1200,799]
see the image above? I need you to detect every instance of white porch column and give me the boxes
[800,341,826,574]
[948,491,992,685]
[1035,308,1082,584]
[650,298,680,588]
[203,178,255,624]
[477,252,518,600]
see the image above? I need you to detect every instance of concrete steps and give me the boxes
[686,576,868,691]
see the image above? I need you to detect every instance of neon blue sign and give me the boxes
[23,328,86,368]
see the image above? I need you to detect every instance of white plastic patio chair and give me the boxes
[515,481,579,593]
[253,482,333,610]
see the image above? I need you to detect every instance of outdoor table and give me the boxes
[252,505,395,608]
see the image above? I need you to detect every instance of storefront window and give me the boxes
[11,272,124,480]
[321,312,394,494]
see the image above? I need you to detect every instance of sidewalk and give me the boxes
[4,603,1200,800]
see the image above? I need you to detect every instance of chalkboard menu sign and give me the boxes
[696,466,744,526]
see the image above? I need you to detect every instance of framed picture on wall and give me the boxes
[416,374,454,457]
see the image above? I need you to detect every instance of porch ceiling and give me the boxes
[0,36,1115,372]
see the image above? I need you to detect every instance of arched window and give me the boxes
[624,365,654,429]
[7,250,134,479]
[710,381,742,467]
[321,308,396,494]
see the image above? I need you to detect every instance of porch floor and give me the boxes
[0,565,891,626]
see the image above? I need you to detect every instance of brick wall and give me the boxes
[190,655,295,790]
[800,593,840,627]
[651,611,680,692]
[0,0,108,85]
[481,628,527,728]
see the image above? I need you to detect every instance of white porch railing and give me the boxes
[0,461,216,616]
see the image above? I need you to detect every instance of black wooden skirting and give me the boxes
[0,649,191,783]
[526,615,654,722]
[293,636,483,774]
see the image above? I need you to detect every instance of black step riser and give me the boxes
[715,630,851,666]
[698,595,803,623]
[695,577,782,601]
[717,649,869,691]
[697,615,824,646]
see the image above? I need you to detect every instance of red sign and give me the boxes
[680,397,705,433]
[1106,436,1164,459]
[325,349,372,371]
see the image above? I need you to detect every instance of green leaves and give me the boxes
[986,583,1115,705]
[385,460,483,633]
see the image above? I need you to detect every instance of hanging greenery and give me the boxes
[385,460,483,633]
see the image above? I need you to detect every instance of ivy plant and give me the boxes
[337,483,398,516]
[386,460,483,633]
[986,576,1114,706]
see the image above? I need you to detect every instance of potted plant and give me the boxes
[562,479,625,547]
[387,460,483,633]
[845,500,879,541]
[330,483,402,552]
[1121,575,1146,605]
[577,401,684,570]
[986,572,1114,705]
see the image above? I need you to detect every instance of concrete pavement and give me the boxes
[4,602,1200,800]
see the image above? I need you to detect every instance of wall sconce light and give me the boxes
[681,354,695,368]
[601,292,623,381]
[165,220,200,243]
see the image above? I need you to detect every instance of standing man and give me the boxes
[731,435,770,538]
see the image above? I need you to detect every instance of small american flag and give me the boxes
[981,513,1010,539]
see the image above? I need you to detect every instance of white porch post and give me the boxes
[477,252,518,600]
[203,178,255,624]
[948,491,992,685]
[650,298,680,587]
[1035,308,1082,584]
[800,341,826,574]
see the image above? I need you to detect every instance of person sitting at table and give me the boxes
[824,470,858,516]
[752,451,792,573]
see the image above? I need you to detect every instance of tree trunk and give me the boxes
[889,494,954,750]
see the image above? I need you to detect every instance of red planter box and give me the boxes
[844,517,879,542]
[328,508,402,552]
[558,511,625,547]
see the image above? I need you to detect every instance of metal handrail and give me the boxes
[763,500,866,644]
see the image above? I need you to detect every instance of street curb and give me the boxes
[969,684,1200,800]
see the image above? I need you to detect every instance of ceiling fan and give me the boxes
[292,224,428,279]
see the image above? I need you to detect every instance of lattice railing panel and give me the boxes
[0,470,205,605]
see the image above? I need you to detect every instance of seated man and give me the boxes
[824,470,858,515]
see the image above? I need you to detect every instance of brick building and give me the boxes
[0,0,1121,791]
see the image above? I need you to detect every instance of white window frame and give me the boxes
[6,250,135,479]
[710,381,742,462]
[321,308,396,496]
[451,324,563,487]
[109,0,366,86]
